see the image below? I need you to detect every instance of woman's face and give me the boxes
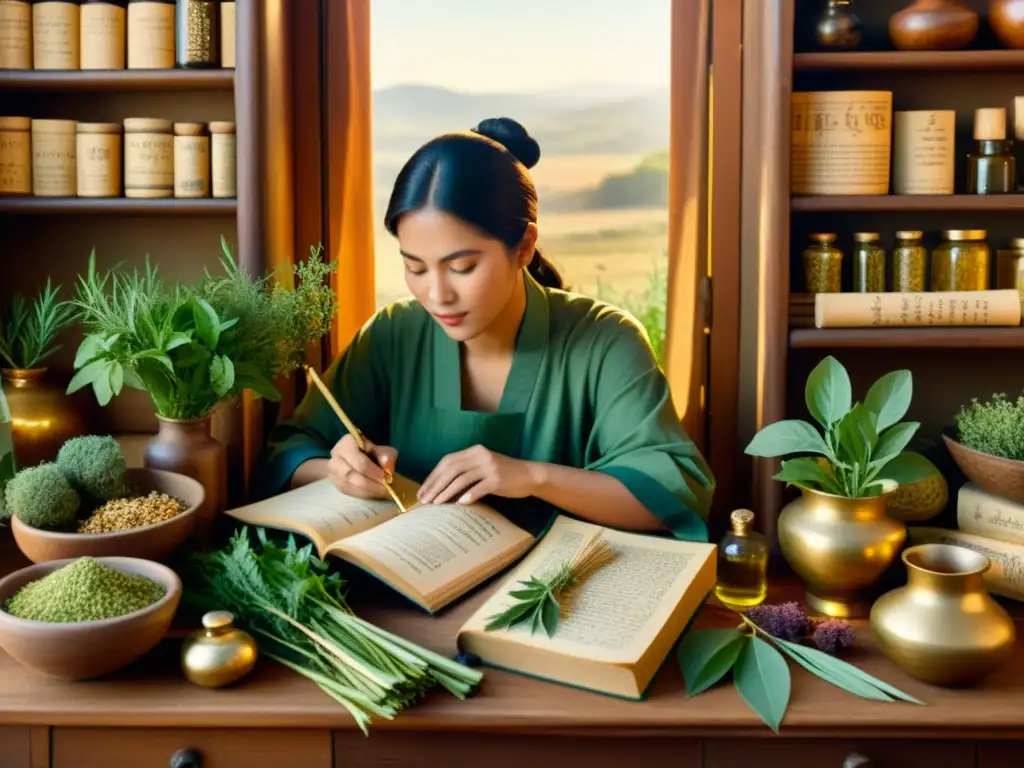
[396,208,536,342]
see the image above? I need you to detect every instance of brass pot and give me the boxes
[1,368,88,468]
[143,413,227,547]
[778,488,906,618]
[871,544,1016,686]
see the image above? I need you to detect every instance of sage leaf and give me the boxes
[166,331,192,351]
[805,355,852,428]
[773,457,838,494]
[677,628,745,697]
[210,354,235,397]
[108,361,124,396]
[121,365,146,390]
[878,451,940,486]
[775,638,924,705]
[541,594,560,637]
[74,333,105,367]
[733,636,791,733]
[836,403,877,467]
[745,419,830,459]
[193,297,221,350]
[93,363,114,405]
[870,422,919,468]
[66,358,108,394]
[864,369,912,432]
[775,640,892,702]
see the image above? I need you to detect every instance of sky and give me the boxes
[370,0,671,93]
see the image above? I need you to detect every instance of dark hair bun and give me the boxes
[473,117,541,169]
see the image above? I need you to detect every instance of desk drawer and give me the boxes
[52,727,332,768]
[0,727,29,768]
[704,739,976,768]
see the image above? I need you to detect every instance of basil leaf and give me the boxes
[745,420,830,459]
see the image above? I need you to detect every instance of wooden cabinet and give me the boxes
[0,728,30,768]
[706,739,976,768]
[979,743,1024,768]
[50,728,332,768]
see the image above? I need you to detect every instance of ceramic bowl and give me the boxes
[11,467,205,564]
[0,556,181,680]
[943,434,1024,504]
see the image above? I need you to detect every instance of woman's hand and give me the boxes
[327,433,399,499]
[417,445,542,505]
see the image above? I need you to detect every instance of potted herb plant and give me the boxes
[943,392,1024,503]
[744,355,940,618]
[66,238,337,537]
[0,279,85,467]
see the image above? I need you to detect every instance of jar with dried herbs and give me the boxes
[997,237,1024,293]
[892,230,927,292]
[931,230,990,292]
[802,233,843,293]
[852,232,886,292]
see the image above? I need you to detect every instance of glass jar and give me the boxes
[802,232,843,293]
[175,0,218,67]
[852,231,885,292]
[997,237,1024,292]
[931,230,990,292]
[892,230,927,292]
[967,140,1016,194]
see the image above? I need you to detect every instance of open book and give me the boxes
[456,514,717,699]
[224,475,536,613]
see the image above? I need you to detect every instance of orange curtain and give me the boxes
[325,0,377,359]
[664,0,711,452]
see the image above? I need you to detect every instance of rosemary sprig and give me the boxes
[0,279,78,370]
[484,532,616,637]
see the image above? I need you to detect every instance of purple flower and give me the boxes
[812,619,855,655]
[744,602,808,642]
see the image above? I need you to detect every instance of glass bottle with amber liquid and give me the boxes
[715,509,769,609]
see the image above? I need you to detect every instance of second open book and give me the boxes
[223,475,536,613]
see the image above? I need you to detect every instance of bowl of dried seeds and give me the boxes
[0,556,181,680]
[11,468,205,564]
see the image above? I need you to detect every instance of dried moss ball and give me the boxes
[5,463,79,530]
[57,435,128,501]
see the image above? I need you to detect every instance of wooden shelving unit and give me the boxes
[792,194,1024,212]
[794,49,1024,72]
[789,327,1024,349]
[0,69,234,91]
[0,198,238,215]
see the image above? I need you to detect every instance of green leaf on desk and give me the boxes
[733,635,791,733]
[775,638,925,706]
[677,628,745,697]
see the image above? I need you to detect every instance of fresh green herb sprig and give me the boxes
[182,528,482,735]
[954,392,1024,462]
[745,355,940,498]
[677,612,923,733]
[484,532,616,638]
[0,279,78,370]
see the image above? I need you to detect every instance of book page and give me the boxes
[957,483,1024,546]
[224,479,401,555]
[461,515,716,663]
[331,502,534,599]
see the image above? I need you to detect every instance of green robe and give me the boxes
[257,271,715,541]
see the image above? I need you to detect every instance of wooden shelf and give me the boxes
[790,327,1024,349]
[794,50,1024,72]
[0,197,237,215]
[0,69,234,91]
[791,194,1024,212]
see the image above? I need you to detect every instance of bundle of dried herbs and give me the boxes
[182,529,483,735]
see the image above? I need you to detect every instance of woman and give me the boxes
[258,117,715,541]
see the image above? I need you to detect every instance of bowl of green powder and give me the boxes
[0,556,181,680]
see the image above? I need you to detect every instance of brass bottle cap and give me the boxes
[730,508,754,534]
[202,610,236,630]
[853,232,880,242]
[809,232,836,243]
[943,229,987,241]
[895,230,923,240]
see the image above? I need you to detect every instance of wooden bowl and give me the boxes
[0,557,181,680]
[11,467,205,564]
[942,434,1024,503]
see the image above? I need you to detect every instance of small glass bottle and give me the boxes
[175,0,218,68]
[996,237,1024,297]
[931,229,990,292]
[892,230,927,292]
[0,381,16,522]
[852,232,885,292]
[802,232,843,293]
[967,107,1016,195]
[715,509,769,609]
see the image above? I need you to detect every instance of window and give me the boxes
[369,0,671,360]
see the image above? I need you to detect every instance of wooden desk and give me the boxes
[0,536,1022,768]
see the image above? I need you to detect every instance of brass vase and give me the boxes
[870,544,1016,686]
[777,488,906,618]
[889,0,979,51]
[143,413,227,546]
[990,0,1024,49]
[1,368,89,468]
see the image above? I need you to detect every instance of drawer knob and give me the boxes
[843,754,872,768]
[170,748,203,768]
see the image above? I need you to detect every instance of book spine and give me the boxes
[957,482,1024,546]
[814,289,1022,328]
[908,527,1024,602]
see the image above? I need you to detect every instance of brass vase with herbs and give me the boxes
[66,238,338,540]
[745,355,941,617]
[0,280,86,467]
[871,543,1016,686]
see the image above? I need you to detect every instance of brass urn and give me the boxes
[1,368,89,468]
[778,488,906,618]
[871,544,1016,687]
[181,610,258,688]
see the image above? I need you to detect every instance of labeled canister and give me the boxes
[124,117,172,198]
[80,0,126,69]
[209,120,235,198]
[32,119,77,196]
[127,0,173,68]
[0,117,32,195]
[0,0,32,69]
[77,122,121,197]
[173,121,209,198]
[33,0,80,70]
